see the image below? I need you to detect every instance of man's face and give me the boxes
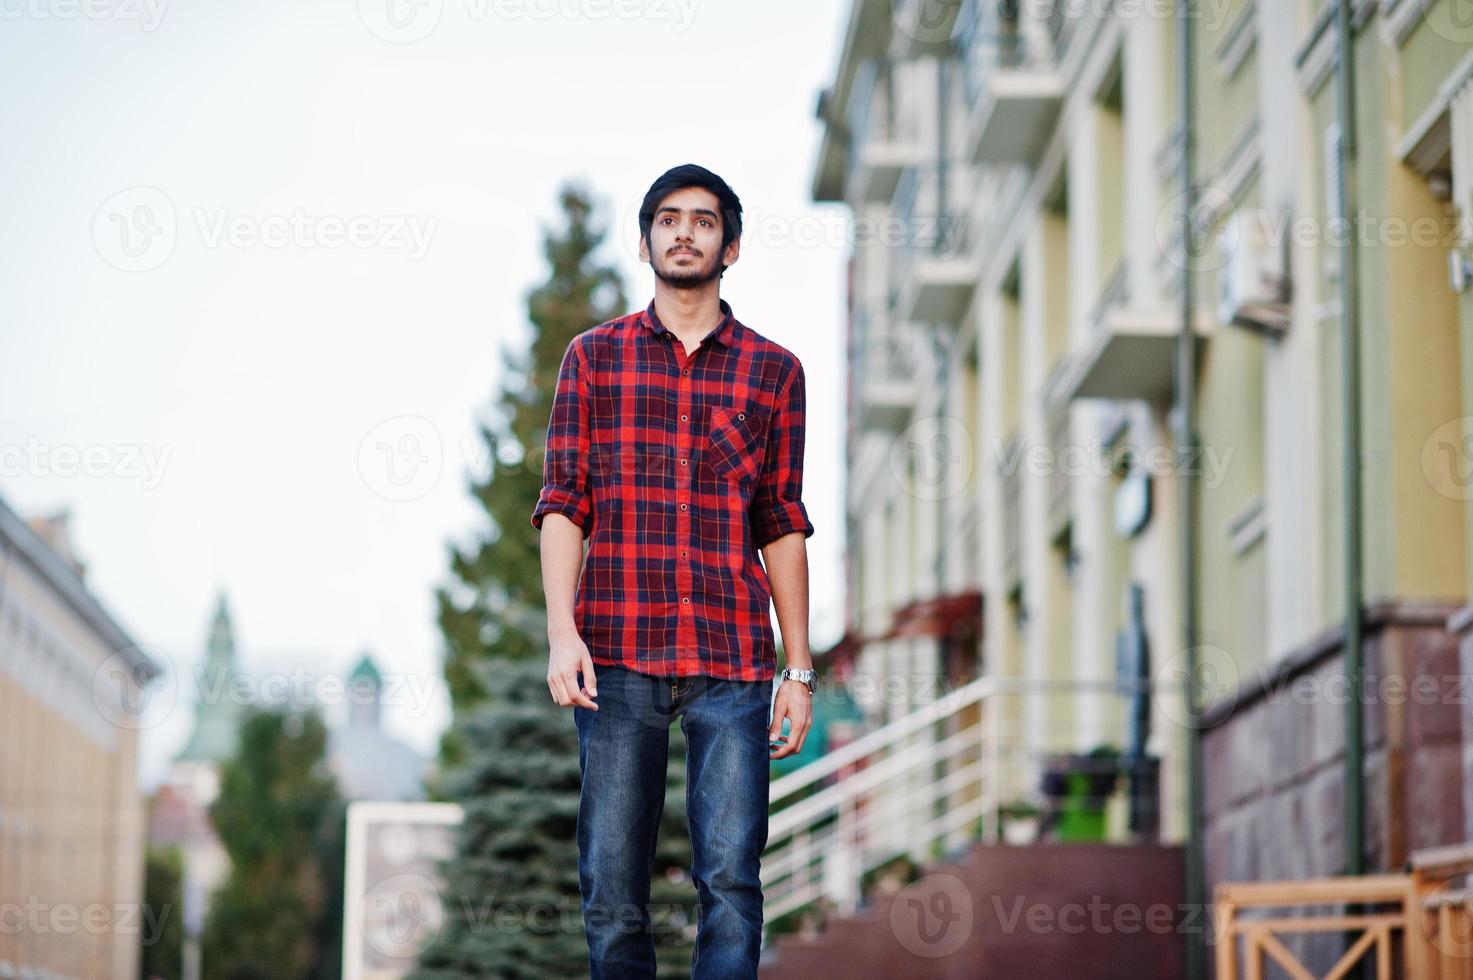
[639,185,739,287]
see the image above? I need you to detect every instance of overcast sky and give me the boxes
[0,0,852,787]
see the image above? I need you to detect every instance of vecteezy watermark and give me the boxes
[91,644,177,732]
[0,898,173,943]
[890,873,973,958]
[92,187,437,271]
[0,0,168,30]
[1257,667,1473,710]
[990,894,1196,937]
[890,415,976,503]
[362,873,446,958]
[1154,644,1239,731]
[1422,0,1473,44]
[193,663,441,718]
[358,415,445,502]
[987,434,1236,490]
[0,438,173,489]
[886,0,1238,47]
[1157,186,1473,274]
[1422,416,1473,501]
[615,197,972,265]
[357,0,699,44]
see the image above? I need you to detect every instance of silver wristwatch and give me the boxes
[780,667,817,695]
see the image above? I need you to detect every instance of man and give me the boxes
[531,163,816,979]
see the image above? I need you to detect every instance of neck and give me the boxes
[652,281,724,342]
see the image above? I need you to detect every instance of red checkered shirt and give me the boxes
[531,297,814,682]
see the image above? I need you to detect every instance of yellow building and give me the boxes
[782,0,1473,974]
[0,498,161,979]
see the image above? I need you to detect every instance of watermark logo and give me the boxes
[1154,644,1238,731]
[1425,0,1473,43]
[1422,416,1473,501]
[358,415,444,502]
[358,0,444,42]
[91,644,176,731]
[362,873,445,957]
[891,415,975,502]
[93,187,178,273]
[890,872,973,957]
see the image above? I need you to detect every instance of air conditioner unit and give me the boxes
[1217,207,1292,338]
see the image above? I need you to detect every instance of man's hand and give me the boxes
[548,626,598,710]
[768,679,812,759]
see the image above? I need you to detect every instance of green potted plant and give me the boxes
[1040,744,1121,842]
[998,799,1042,845]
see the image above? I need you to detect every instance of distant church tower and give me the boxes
[176,592,247,777]
[328,651,427,801]
[148,590,246,980]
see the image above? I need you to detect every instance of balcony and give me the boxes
[891,166,978,325]
[891,0,965,57]
[854,309,921,434]
[1053,264,1213,404]
[844,58,922,204]
[957,0,1066,165]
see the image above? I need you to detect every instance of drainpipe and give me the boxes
[1333,0,1367,884]
[1173,4,1205,979]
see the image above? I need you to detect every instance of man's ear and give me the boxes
[723,236,740,269]
[637,232,650,264]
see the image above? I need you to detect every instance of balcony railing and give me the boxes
[891,165,978,324]
[843,58,920,203]
[762,674,1173,925]
[956,0,1068,164]
[854,307,921,433]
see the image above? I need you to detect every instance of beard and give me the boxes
[652,246,723,288]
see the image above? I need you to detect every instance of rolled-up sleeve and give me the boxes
[531,337,594,536]
[749,360,815,549]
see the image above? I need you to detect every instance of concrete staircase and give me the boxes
[761,841,1187,979]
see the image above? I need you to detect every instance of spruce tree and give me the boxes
[139,843,184,979]
[200,706,342,980]
[417,185,700,976]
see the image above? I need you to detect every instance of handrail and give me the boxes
[770,674,1169,804]
[762,672,1178,924]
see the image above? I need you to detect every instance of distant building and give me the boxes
[328,653,428,803]
[0,498,161,980]
[149,591,246,980]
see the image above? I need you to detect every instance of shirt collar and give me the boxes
[641,297,737,348]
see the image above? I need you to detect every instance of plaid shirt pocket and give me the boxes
[706,405,768,483]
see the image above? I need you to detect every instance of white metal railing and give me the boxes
[761,674,1175,924]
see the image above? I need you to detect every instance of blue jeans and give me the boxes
[573,664,772,979]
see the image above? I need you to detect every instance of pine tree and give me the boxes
[139,844,184,979]
[433,184,626,768]
[417,185,700,976]
[200,706,342,980]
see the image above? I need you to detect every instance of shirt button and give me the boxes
[680,459,688,466]
[680,413,688,422]
[681,596,690,604]
[679,503,688,511]
[737,412,745,420]
[680,550,688,557]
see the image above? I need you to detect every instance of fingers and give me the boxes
[768,706,813,759]
[548,667,599,710]
[580,652,597,698]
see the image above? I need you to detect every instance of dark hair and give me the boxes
[638,164,743,259]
